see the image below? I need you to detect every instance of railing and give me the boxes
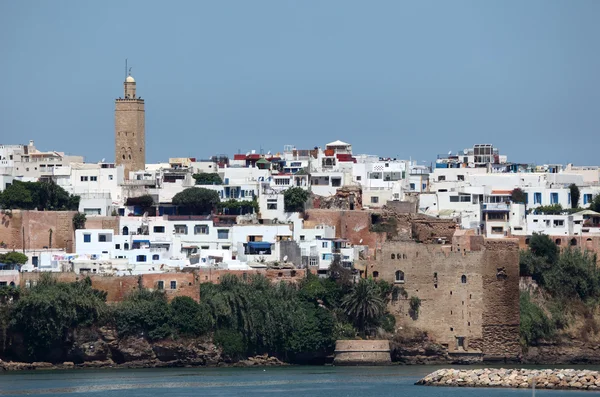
[482,203,510,211]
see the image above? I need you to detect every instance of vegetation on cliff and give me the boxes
[520,233,600,347]
[0,271,398,364]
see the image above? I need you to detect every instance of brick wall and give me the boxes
[0,210,77,252]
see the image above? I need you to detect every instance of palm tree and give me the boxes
[341,278,385,337]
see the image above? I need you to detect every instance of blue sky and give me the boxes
[1,0,598,165]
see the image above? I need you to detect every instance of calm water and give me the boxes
[0,365,598,396]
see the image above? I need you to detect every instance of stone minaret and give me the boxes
[115,73,145,178]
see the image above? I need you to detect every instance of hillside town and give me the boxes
[1,73,599,364]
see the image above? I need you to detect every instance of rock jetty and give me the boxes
[416,368,600,390]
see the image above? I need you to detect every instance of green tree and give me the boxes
[0,182,33,209]
[284,187,309,213]
[125,194,154,211]
[569,184,581,209]
[0,181,79,211]
[590,194,600,213]
[0,252,28,265]
[341,278,385,337]
[193,173,223,185]
[532,204,563,215]
[511,188,527,204]
[72,212,86,230]
[11,275,108,360]
[529,232,559,266]
[544,248,599,300]
[113,289,173,340]
[170,296,212,336]
[172,187,220,215]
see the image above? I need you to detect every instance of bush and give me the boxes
[193,173,223,185]
[544,249,599,301]
[520,291,555,346]
[409,296,422,314]
[283,187,309,213]
[170,296,212,336]
[172,187,220,215]
[114,289,173,341]
[11,275,108,359]
[214,329,246,359]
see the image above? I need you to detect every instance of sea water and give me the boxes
[0,365,597,396]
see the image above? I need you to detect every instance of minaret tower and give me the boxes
[115,68,145,178]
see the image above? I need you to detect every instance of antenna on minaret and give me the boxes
[129,67,132,76]
[125,59,128,80]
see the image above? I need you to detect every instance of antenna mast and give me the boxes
[125,58,128,80]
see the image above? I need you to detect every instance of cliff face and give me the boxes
[0,327,285,370]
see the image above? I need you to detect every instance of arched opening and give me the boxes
[525,238,530,245]
[555,238,561,246]
[397,253,401,259]
[395,270,405,283]
[9,281,15,287]
[122,154,125,160]
[570,238,577,246]
[124,243,129,250]
[391,254,395,259]
[122,226,129,235]
[461,275,467,284]
[586,238,593,250]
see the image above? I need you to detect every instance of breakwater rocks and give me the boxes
[416,368,600,390]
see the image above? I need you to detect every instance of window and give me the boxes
[109,175,113,180]
[194,224,209,235]
[391,253,395,259]
[534,192,542,204]
[450,196,459,203]
[322,253,332,260]
[157,281,164,290]
[274,178,290,185]
[309,257,318,266]
[90,176,97,182]
[136,255,147,262]
[267,199,277,210]
[80,176,88,181]
[174,225,188,235]
[395,270,405,283]
[115,244,121,249]
[570,238,577,247]
[461,275,467,284]
[152,254,159,260]
[356,176,361,181]
[98,233,111,242]
[322,241,328,248]
[371,196,379,204]
[553,220,564,227]
[217,229,229,239]
[331,178,341,187]
[487,212,505,220]
[555,239,562,246]
[124,243,129,250]
[460,195,470,202]
[83,234,91,243]
[153,226,165,233]
[568,193,571,205]
[584,194,593,205]
[300,235,305,241]
[550,192,559,204]
[438,175,446,181]
[409,183,416,190]
[170,281,177,290]
[458,175,465,181]
[122,226,129,235]
[491,226,503,234]
[222,245,230,250]
[372,271,379,278]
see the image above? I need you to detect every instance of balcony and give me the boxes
[482,203,510,212]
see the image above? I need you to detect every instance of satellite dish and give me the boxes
[359,239,363,244]
[267,151,271,155]
[101,158,105,163]
[464,149,468,155]
[448,151,452,155]
[283,255,288,262]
